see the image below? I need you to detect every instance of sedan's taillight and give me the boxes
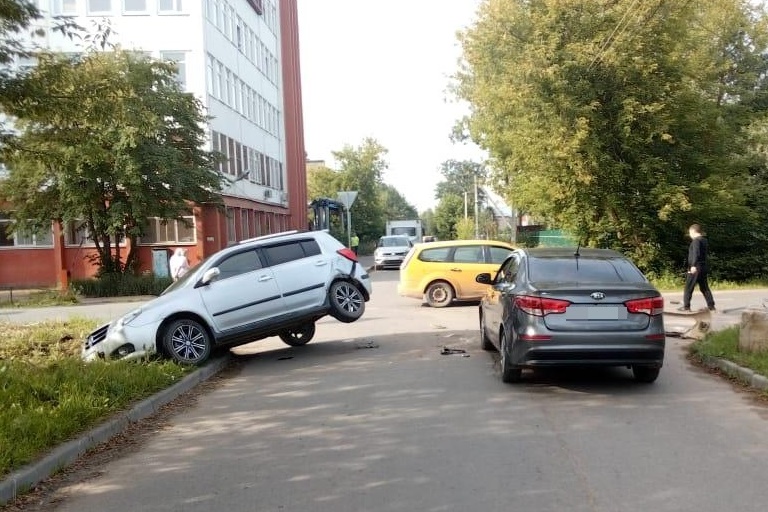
[625,297,664,316]
[337,248,358,262]
[515,296,571,316]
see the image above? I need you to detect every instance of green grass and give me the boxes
[0,318,192,477]
[0,289,79,308]
[690,326,768,378]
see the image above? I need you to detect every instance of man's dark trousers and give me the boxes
[683,270,715,310]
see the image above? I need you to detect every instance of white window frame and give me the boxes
[123,0,149,15]
[139,216,196,245]
[240,209,250,239]
[0,217,53,249]
[52,0,78,16]
[226,208,236,243]
[160,51,187,90]
[158,0,184,14]
[63,220,128,247]
[87,0,113,15]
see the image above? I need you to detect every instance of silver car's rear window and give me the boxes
[528,257,646,283]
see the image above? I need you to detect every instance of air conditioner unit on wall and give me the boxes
[263,189,272,199]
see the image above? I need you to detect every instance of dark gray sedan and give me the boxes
[476,248,665,383]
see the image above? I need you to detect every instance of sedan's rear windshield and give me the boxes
[528,257,646,283]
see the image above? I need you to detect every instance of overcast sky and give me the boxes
[296,0,484,212]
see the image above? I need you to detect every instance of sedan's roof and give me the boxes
[522,247,625,258]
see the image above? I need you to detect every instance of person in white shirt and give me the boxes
[169,248,190,281]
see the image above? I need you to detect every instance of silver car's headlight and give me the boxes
[115,308,142,328]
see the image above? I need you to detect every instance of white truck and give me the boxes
[386,220,423,243]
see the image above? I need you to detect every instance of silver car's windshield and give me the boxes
[161,256,212,295]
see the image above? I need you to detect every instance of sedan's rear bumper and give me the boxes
[513,334,665,368]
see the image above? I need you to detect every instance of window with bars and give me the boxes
[141,216,195,245]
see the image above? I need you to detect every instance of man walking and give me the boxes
[679,224,716,312]
[350,232,360,256]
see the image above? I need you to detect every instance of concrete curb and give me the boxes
[0,356,230,506]
[697,355,768,392]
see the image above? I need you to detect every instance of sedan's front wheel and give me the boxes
[480,313,494,351]
[163,318,212,366]
[499,330,522,383]
[632,365,660,383]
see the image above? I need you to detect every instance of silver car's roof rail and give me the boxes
[239,230,300,244]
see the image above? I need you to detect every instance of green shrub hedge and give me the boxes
[72,274,173,298]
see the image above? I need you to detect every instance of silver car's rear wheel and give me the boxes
[500,330,522,383]
[163,318,212,366]
[329,281,365,323]
[279,323,316,346]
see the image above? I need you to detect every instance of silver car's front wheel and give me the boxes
[329,281,365,323]
[163,319,212,365]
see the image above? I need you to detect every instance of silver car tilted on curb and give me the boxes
[83,230,372,365]
[477,248,665,384]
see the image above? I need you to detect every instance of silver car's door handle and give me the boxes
[315,261,328,266]
[258,275,273,282]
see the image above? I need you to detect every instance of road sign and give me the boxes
[337,191,358,208]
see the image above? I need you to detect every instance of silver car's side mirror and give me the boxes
[201,267,221,285]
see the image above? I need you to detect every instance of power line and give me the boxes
[588,0,643,71]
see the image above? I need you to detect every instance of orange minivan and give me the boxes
[398,239,515,307]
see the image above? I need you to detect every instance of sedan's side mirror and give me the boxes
[200,267,221,285]
[476,273,493,285]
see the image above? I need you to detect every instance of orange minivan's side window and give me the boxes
[452,246,485,264]
[418,247,452,262]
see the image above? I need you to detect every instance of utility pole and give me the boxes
[474,176,479,238]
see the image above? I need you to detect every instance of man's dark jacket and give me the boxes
[688,236,709,272]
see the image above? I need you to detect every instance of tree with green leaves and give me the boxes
[380,183,418,221]
[434,159,486,210]
[456,0,768,276]
[306,139,414,245]
[0,49,223,274]
[432,194,465,241]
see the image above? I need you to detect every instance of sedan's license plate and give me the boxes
[566,306,626,321]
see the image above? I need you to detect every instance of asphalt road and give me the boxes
[7,271,768,511]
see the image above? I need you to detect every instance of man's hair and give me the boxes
[689,223,702,234]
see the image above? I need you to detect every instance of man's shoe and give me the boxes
[708,306,716,312]
[677,306,691,312]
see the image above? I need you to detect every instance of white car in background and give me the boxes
[374,235,413,270]
[82,231,372,365]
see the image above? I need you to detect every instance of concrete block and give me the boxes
[739,309,768,353]
[751,374,768,391]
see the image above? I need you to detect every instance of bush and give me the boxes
[71,274,173,298]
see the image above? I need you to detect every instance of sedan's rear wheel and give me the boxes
[480,313,494,351]
[632,365,660,383]
[163,318,212,366]
[329,280,365,323]
[279,323,316,347]
[500,330,522,383]
[425,281,454,308]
